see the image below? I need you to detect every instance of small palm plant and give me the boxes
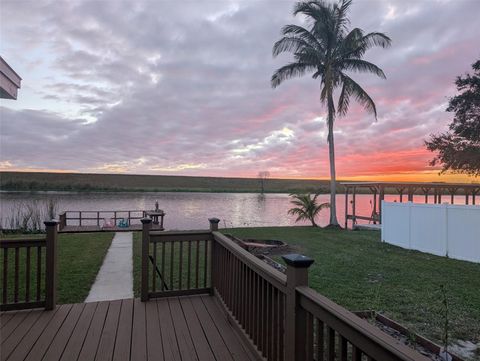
[288,193,330,227]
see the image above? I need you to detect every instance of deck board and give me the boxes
[59,302,98,361]
[112,299,133,361]
[1,310,42,361]
[145,300,163,361]
[77,301,109,361]
[95,299,121,361]
[5,308,59,361]
[1,310,30,340]
[1,295,257,361]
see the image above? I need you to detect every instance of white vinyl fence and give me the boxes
[381,201,480,263]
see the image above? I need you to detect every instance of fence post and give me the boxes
[209,217,220,231]
[283,254,314,361]
[141,218,152,302]
[44,220,58,310]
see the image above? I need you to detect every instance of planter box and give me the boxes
[354,311,464,361]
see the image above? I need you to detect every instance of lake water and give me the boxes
[0,191,471,230]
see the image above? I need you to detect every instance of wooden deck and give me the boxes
[59,224,164,233]
[0,295,258,361]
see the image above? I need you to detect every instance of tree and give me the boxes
[425,60,480,176]
[271,0,391,227]
[258,171,270,193]
[288,193,330,227]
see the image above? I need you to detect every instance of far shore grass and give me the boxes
[133,227,479,346]
[1,232,113,304]
[0,171,332,194]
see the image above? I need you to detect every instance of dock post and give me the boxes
[209,217,220,231]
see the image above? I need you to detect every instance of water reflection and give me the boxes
[0,191,471,230]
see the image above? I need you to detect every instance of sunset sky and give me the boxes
[1,0,479,182]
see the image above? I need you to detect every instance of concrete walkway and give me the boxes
[85,232,133,302]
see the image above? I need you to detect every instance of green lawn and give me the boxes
[1,232,113,304]
[226,227,480,346]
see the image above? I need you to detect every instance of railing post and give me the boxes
[44,220,59,310]
[282,254,314,361]
[141,217,152,302]
[209,217,220,231]
[208,218,220,295]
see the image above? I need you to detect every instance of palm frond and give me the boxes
[271,62,316,88]
[341,74,377,118]
[281,24,325,52]
[341,59,386,79]
[334,0,353,36]
[337,81,351,116]
[340,31,391,59]
[273,36,315,57]
[288,193,330,226]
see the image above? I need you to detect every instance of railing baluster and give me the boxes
[179,241,183,290]
[339,336,348,361]
[203,240,208,288]
[326,327,335,361]
[2,248,7,304]
[161,241,166,291]
[25,246,31,302]
[187,241,191,289]
[352,345,362,361]
[232,256,238,316]
[195,240,200,288]
[152,242,157,292]
[14,247,19,303]
[170,241,174,290]
[262,277,267,357]
[36,246,41,301]
[316,319,324,361]
[273,287,279,361]
[251,268,254,335]
[237,257,242,317]
[306,312,313,361]
[279,292,285,361]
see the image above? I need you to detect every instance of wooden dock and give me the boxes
[0,295,257,361]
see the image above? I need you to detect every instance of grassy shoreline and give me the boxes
[0,171,333,194]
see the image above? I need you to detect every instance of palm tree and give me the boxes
[272,0,391,227]
[288,193,330,227]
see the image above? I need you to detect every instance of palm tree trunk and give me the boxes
[327,94,340,227]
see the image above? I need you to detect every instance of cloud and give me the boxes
[0,0,479,180]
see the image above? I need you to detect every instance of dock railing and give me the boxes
[1,221,58,311]
[59,210,147,230]
[141,218,429,361]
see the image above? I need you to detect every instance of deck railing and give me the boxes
[59,210,147,230]
[141,218,429,361]
[1,221,58,311]
[141,219,213,300]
